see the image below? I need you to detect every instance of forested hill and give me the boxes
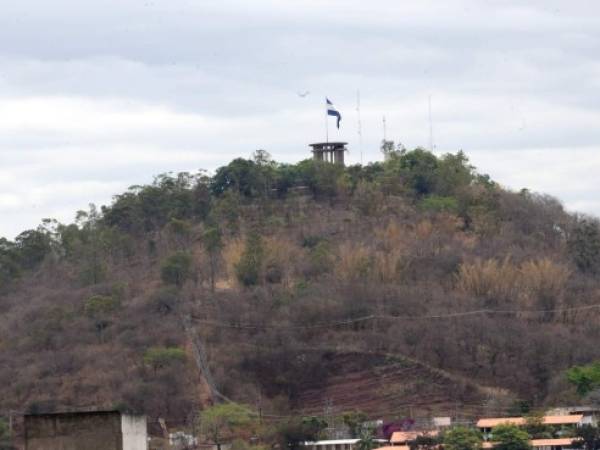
[2,147,600,427]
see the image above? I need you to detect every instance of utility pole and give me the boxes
[383,115,387,141]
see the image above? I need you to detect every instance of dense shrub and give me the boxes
[160,251,193,287]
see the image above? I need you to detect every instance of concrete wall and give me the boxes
[25,411,147,450]
[25,411,123,450]
[121,414,148,450]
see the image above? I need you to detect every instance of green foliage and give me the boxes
[306,241,332,278]
[203,226,223,292]
[13,228,52,269]
[384,147,438,195]
[435,151,475,196]
[235,233,264,286]
[213,191,242,232]
[357,428,377,450]
[211,158,265,198]
[382,148,476,198]
[168,217,193,237]
[275,416,328,450]
[342,410,368,438]
[204,226,223,254]
[421,195,459,213]
[0,417,9,442]
[73,205,116,286]
[160,251,193,287]
[566,362,600,396]
[299,159,344,198]
[103,172,205,234]
[200,403,254,450]
[409,433,442,450]
[0,238,21,289]
[381,139,400,160]
[143,346,186,371]
[230,439,267,450]
[84,295,120,317]
[524,413,552,439]
[353,181,383,216]
[442,426,482,450]
[568,217,600,273]
[492,424,532,450]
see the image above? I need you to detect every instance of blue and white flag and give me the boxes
[327,98,342,129]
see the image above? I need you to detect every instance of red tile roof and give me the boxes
[477,415,583,428]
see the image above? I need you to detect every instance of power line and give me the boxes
[189,302,600,330]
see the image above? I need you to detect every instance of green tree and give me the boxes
[275,416,328,450]
[75,205,111,285]
[357,427,376,450]
[143,346,186,373]
[420,195,459,213]
[380,139,398,160]
[342,410,368,438]
[203,226,223,292]
[200,403,253,450]
[435,151,475,196]
[160,251,193,287]
[295,159,343,199]
[566,362,600,396]
[235,233,264,287]
[253,149,277,197]
[167,218,193,248]
[211,158,263,198]
[568,217,600,273]
[492,424,531,450]
[0,238,21,289]
[409,434,442,450]
[0,417,10,447]
[524,413,552,439]
[443,426,482,450]
[14,228,52,270]
[397,148,439,195]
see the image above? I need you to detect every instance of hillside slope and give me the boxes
[2,148,600,428]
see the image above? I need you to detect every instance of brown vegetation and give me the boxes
[1,149,600,431]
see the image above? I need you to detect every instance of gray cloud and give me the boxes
[1,0,600,238]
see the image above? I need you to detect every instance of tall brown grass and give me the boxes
[456,257,519,305]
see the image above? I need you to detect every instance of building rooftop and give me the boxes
[390,430,439,444]
[477,415,583,428]
[482,438,581,448]
[309,142,348,148]
[305,439,387,446]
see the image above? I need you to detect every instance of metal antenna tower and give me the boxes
[356,89,363,165]
[428,95,434,152]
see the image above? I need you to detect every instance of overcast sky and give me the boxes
[1,0,600,238]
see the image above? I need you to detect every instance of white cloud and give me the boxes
[1,0,600,238]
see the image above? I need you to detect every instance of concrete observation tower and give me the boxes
[309,142,348,166]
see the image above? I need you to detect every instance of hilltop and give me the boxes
[1,147,600,430]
